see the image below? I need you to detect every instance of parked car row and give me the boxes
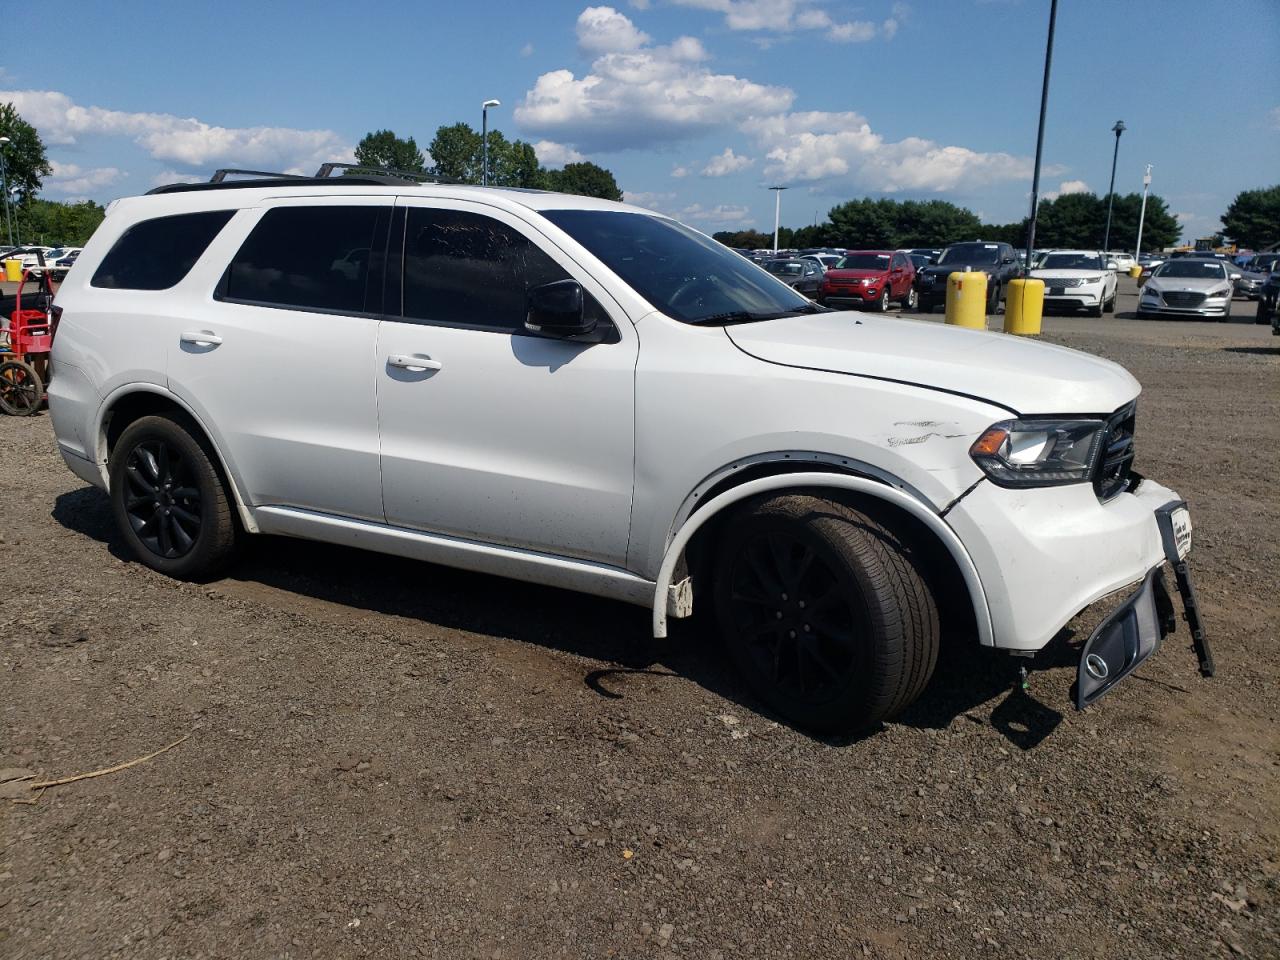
[0,245,82,280]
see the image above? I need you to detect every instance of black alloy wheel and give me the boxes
[122,439,203,559]
[0,360,43,416]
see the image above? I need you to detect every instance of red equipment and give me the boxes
[1,258,58,416]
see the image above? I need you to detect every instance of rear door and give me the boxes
[166,197,392,522]
[375,199,638,565]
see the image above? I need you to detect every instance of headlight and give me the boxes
[1083,274,1104,284]
[970,419,1106,488]
[1206,286,1230,299]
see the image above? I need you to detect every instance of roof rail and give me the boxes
[210,168,310,183]
[313,161,461,183]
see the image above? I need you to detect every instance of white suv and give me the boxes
[47,172,1210,731]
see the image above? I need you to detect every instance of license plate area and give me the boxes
[1076,567,1170,709]
[1048,286,1065,296]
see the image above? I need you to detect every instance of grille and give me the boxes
[1094,403,1136,502]
[1047,277,1085,288]
[1163,290,1206,307]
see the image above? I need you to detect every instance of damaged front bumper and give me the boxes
[1075,499,1214,709]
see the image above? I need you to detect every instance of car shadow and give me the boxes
[1223,345,1280,356]
[52,485,1073,750]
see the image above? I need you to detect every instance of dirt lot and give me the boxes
[2,294,1278,959]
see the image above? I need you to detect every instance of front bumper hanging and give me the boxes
[1075,500,1214,710]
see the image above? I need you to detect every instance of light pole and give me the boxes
[1102,119,1125,254]
[769,185,787,254]
[1134,164,1152,259]
[1024,0,1058,272]
[481,99,501,186]
[0,136,13,247]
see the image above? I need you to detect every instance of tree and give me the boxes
[1104,192,1179,252]
[352,129,425,173]
[0,102,52,204]
[1030,191,1178,251]
[428,122,482,182]
[825,197,981,249]
[14,198,105,246]
[1221,185,1280,250]
[543,161,622,201]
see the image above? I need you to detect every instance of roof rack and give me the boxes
[146,161,466,195]
[314,161,462,184]
[210,168,310,183]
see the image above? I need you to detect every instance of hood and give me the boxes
[824,268,889,281]
[723,312,1139,416]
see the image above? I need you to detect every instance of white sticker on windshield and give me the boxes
[983,244,998,249]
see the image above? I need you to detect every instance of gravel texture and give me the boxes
[1,293,1277,959]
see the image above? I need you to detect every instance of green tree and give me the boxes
[352,129,426,173]
[14,198,105,246]
[1221,185,1280,250]
[428,122,483,182]
[543,161,622,201]
[1032,192,1104,249]
[825,197,981,248]
[1104,192,1180,252]
[0,102,52,204]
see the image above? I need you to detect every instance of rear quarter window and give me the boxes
[91,210,235,290]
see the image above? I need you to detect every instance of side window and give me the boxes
[92,210,234,290]
[220,206,387,315]
[402,207,571,331]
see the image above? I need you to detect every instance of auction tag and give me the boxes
[1170,507,1192,559]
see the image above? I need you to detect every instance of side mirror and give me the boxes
[526,279,596,339]
[1001,256,1015,264]
[1105,260,1118,270]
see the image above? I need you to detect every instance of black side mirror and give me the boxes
[526,279,596,339]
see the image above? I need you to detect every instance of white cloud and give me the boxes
[677,202,752,226]
[623,189,677,212]
[1042,178,1089,201]
[532,139,585,168]
[516,9,792,151]
[520,42,535,57]
[45,161,126,194]
[671,164,691,178]
[629,0,650,8]
[577,5,651,53]
[743,110,1037,192]
[701,146,754,176]
[1,89,352,173]
[150,169,206,189]
[671,0,896,43]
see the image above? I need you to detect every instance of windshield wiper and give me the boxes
[696,303,828,325]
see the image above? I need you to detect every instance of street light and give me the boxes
[769,185,787,254]
[1134,163,1153,260]
[1102,119,1126,255]
[481,99,501,186]
[0,135,13,247]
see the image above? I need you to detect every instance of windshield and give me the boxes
[938,243,1000,266]
[1155,261,1227,280]
[765,260,805,276]
[543,210,814,324]
[835,253,891,270]
[1038,253,1103,270]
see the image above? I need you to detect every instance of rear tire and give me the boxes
[712,494,939,733]
[109,414,239,581]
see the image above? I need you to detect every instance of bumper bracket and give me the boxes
[1156,500,1214,678]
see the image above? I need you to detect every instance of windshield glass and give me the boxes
[543,210,813,323]
[765,260,805,276]
[1039,253,1103,270]
[938,242,1000,266]
[1156,261,1227,279]
[835,253,891,270]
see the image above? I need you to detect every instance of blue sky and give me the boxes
[3,0,1277,242]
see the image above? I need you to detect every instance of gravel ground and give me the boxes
[2,289,1277,959]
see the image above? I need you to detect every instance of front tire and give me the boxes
[903,287,919,311]
[876,289,890,312]
[712,494,939,733]
[109,415,239,580]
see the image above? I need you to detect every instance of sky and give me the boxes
[2,0,1277,243]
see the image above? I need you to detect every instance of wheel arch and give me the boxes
[96,384,259,534]
[652,469,993,648]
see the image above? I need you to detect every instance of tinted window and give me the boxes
[222,206,386,314]
[402,208,569,331]
[938,243,1001,266]
[92,210,234,290]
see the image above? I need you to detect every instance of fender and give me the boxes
[651,471,993,646]
[95,382,260,534]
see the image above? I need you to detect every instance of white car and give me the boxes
[1030,250,1119,317]
[1105,252,1136,273]
[1137,258,1235,320]
[47,173,1209,731]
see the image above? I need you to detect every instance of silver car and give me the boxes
[1138,259,1234,320]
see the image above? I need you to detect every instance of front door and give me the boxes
[166,198,392,522]
[376,200,638,566]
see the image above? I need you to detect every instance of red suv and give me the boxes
[818,250,917,311]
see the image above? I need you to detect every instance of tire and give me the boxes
[876,289,890,312]
[1103,291,1116,314]
[712,494,939,733]
[903,287,919,311]
[1088,301,1104,318]
[0,360,43,416]
[986,281,999,316]
[109,414,238,580]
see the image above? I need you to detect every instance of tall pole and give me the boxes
[1024,0,1058,273]
[770,186,787,254]
[0,137,13,247]
[1134,164,1152,258]
[1102,120,1125,253]
[481,99,501,186]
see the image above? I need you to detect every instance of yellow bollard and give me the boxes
[3,259,23,282]
[1004,278,1044,336]
[1128,265,1142,279]
[945,270,987,329]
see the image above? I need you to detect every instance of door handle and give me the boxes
[180,330,222,346]
[387,354,443,372]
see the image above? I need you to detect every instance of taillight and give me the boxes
[50,304,63,344]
